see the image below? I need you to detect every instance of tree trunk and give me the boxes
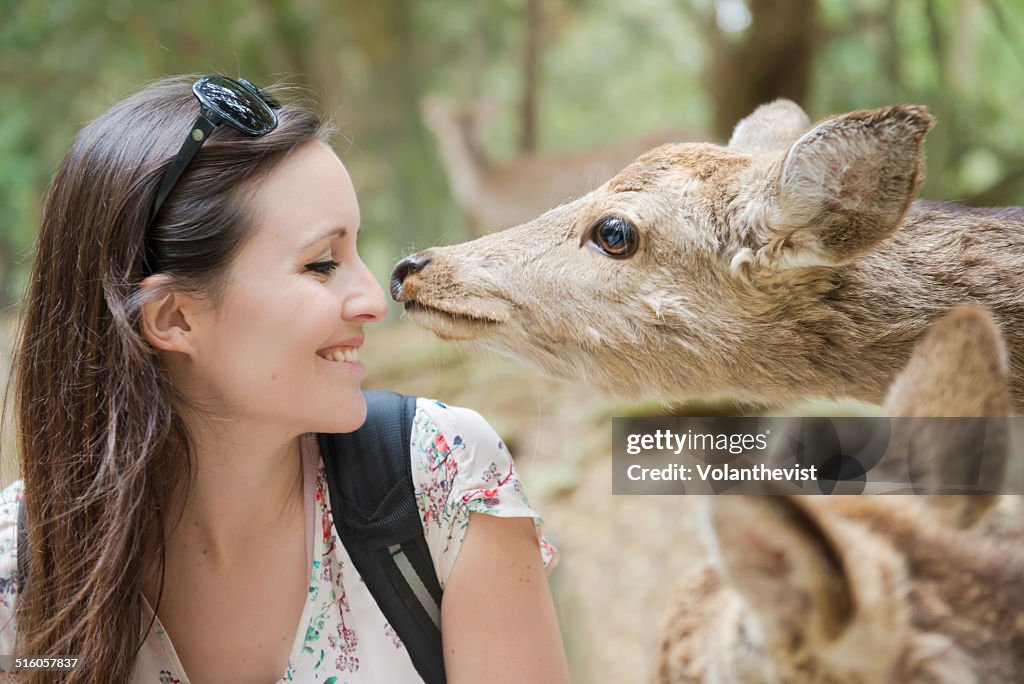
[344,0,448,245]
[706,0,818,141]
[520,0,543,153]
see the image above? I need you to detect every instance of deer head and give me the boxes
[393,100,936,404]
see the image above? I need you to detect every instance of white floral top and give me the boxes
[0,399,557,683]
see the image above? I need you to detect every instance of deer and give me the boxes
[393,99,1024,411]
[420,95,704,236]
[656,305,1023,684]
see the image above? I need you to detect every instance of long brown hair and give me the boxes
[10,75,332,682]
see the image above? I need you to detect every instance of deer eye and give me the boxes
[588,216,638,258]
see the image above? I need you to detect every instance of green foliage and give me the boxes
[2,0,1023,310]
[813,0,1024,201]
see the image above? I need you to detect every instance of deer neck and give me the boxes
[792,199,1024,406]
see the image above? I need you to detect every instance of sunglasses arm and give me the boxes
[147,110,221,224]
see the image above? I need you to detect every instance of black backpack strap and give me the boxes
[317,390,446,684]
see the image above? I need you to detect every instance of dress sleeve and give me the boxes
[0,480,24,655]
[410,399,558,589]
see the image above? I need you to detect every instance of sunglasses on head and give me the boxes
[144,75,280,274]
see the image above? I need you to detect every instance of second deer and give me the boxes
[420,96,702,235]
[657,306,1023,683]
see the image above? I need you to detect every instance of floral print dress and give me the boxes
[0,399,557,683]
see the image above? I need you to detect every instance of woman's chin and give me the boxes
[316,390,369,435]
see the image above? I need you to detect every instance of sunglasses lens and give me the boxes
[194,75,277,135]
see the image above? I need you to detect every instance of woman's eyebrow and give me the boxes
[296,225,360,252]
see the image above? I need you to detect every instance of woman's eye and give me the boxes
[588,216,638,258]
[304,259,339,275]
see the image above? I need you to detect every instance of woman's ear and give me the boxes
[138,275,197,355]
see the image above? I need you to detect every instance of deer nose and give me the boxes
[390,253,431,301]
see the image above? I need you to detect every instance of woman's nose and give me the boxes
[390,252,431,301]
[346,260,389,322]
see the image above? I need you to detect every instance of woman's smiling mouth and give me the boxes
[316,336,364,364]
[316,346,360,363]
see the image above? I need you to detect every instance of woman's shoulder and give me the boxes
[409,395,509,454]
[408,396,531,504]
[412,397,497,440]
[410,398,519,499]
[408,398,558,586]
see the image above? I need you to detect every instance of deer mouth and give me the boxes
[403,300,506,340]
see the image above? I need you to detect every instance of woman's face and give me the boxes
[181,140,387,435]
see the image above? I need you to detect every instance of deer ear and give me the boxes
[885,305,1011,527]
[886,305,1010,419]
[765,105,933,268]
[729,99,810,154]
[704,496,853,644]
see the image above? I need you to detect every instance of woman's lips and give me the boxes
[317,346,360,363]
[316,335,364,362]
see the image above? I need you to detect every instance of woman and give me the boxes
[0,75,569,683]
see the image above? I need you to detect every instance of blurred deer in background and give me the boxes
[395,100,1024,411]
[420,96,704,236]
[657,306,1023,683]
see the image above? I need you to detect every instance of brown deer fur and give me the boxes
[656,306,1023,683]
[393,100,1024,410]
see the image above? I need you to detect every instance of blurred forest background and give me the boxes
[3,0,1024,681]
[4,0,1024,309]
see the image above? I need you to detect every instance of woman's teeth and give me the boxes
[321,348,359,362]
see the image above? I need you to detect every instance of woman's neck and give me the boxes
[163,417,305,571]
